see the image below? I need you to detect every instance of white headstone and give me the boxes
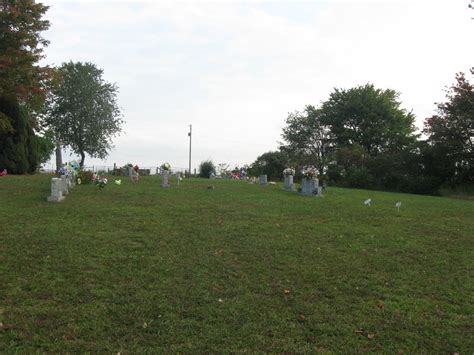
[47,178,65,202]
[259,175,267,186]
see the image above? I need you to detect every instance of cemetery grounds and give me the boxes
[0,174,473,352]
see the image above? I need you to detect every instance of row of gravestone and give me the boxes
[258,174,322,196]
[47,175,76,202]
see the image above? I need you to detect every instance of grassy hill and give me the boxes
[0,174,472,352]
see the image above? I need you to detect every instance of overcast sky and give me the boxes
[42,0,473,171]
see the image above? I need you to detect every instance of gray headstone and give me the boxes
[47,178,65,202]
[283,175,294,190]
[300,178,319,196]
[259,175,267,186]
[60,175,69,195]
[161,170,170,188]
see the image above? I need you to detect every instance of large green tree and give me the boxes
[46,62,124,167]
[320,84,417,156]
[423,68,474,186]
[0,0,52,173]
[247,150,289,181]
[280,105,332,174]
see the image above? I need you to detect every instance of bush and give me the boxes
[199,160,216,178]
[346,166,374,189]
[78,170,94,184]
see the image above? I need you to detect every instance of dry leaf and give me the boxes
[377,301,385,309]
[367,333,375,339]
[284,289,291,294]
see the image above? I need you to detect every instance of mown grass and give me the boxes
[0,174,473,352]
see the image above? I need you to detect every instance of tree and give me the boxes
[199,160,216,178]
[0,0,51,114]
[46,62,123,167]
[423,68,474,186]
[320,84,417,156]
[0,1,51,173]
[247,150,289,181]
[0,96,39,173]
[281,105,332,175]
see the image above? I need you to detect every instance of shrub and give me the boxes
[78,170,94,184]
[346,166,374,189]
[199,160,216,178]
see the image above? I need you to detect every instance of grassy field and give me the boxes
[0,174,473,352]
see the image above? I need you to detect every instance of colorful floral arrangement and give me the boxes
[161,162,171,171]
[59,160,80,177]
[283,167,295,176]
[301,166,318,179]
[95,175,108,189]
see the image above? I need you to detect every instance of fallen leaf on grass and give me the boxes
[0,322,14,330]
[284,289,291,294]
[367,333,375,339]
[377,301,385,309]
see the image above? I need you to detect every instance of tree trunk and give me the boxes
[80,151,85,168]
[55,142,62,173]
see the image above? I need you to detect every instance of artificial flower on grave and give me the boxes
[301,166,318,179]
[115,179,122,185]
[77,178,82,185]
[161,162,171,171]
[133,165,139,172]
[95,175,108,189]
[283,167,295,176]
[69,160,80,172]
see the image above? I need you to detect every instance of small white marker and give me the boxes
[395,201,401,212]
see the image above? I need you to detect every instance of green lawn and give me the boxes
[0,174,473,352]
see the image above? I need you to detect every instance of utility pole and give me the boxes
[188,124,192,177]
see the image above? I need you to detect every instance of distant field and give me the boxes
[0,174,473,352]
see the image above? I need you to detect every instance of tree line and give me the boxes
[249,71,473,195]
[0,1,123,174]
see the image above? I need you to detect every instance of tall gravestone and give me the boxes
[283,175,294,191]
[60,175,69,195]
[47,178,65,202]
[161,170,170,188]
[259,175,267,186]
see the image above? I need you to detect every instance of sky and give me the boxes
[41,0,474,171]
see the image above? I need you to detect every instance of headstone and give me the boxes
[67,174,75,188]
[259,175,267,186]
[301,178,320,196]
[161,170,170,188]
[130,168,139,182]
[284,175,294,191]
[47,178,65,202]
[60,175,69,195]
